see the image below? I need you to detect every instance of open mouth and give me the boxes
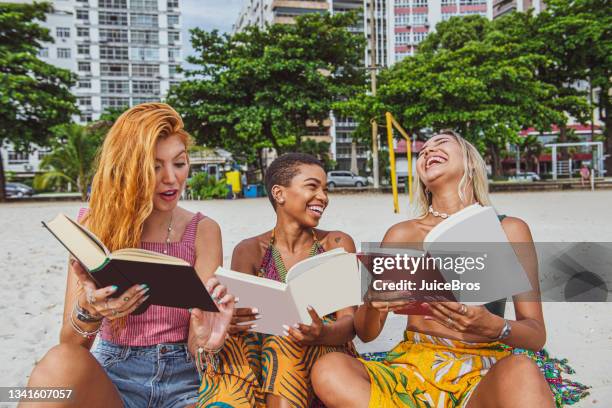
[160,189,178,201]
[426,155,447,169]
[307,205,325,217]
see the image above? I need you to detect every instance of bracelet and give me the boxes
[195,344,223,379]
[69,308,101,339]
[74,300,104,323]
[493,319,512,342]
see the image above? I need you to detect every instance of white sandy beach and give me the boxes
[1,191,611,407]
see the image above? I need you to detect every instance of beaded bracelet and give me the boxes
[74,300,104,323]
[195,345,223,379]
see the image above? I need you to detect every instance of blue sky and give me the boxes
[181,0,244,67]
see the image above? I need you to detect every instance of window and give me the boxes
[130,30,158,44]
[395,0,410,6]
[168,31,180,45]
[167,14,179,26]
[77,27,90,37]
[78,61,91,72]
[80,114,93,123]
[101,63,129,76]
[78,97,92,107]
[7,151,29,164]
[460,0,486,4]
[78,79,91,88]
[395,13,409,26]
[168,47,180,61]
[413,31,427,43]
[56,27,70,38]
[130,0,158,10]
[131,47,159,61]
[412,13,428,25]
[132,97,159,105]
[99,11,128,25]
[131,63,158,77]
[395,32,409,45]
[169,64,179,76]
[441,0,455,5]
[57,48,71,58]
[169,80,181,88]
[130,13,158,27]
[101,80,129,93]
[100,46,129,60]
[167,0,179,8]
[39,47,49,58]
[77,44,90,55]
[99,28,128,42]
[412,0,428,6]
[441,12,454,20]
[101,97,129,109]
[99,0,127,8]
[37,148,52,160]
[76,9,89,20]
[132,80,159,94]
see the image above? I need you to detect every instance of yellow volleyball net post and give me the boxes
[385,112,414,214]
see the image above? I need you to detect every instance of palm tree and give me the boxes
[34,123,103,200]
[518,134,543,173]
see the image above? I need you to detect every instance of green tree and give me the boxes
[336,15,565,176]
[0,2,77,200]
[297,139,336,171]
[34,123,103,200]
[168,12,365,173]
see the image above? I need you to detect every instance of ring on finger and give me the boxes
[447,316,453,326]
[123,296,130,302]
[460,304,468,315]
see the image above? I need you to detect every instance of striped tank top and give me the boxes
[77,208,205,346]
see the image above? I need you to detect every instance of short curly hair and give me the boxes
[265,153,324,208]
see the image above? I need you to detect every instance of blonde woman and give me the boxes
[23,103,234,408]
[311,130,554,408]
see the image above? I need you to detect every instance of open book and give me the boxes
[215,248,361,335]
[43,213,218,314]
[362,204,533,310]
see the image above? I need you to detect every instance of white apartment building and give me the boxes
[4,0,183,177]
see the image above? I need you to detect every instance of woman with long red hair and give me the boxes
[23,103,234,408]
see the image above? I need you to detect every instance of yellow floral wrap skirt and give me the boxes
[198,327,356,408]
[360,331,511,408]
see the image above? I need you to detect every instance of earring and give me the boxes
[278,199,285,204]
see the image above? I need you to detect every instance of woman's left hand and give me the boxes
[187,277,235,356]
[284,306,325,346]
[423,301,504,340]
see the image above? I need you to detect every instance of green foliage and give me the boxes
[188,172,229,200]
[168,12,366,169]
[296,139,336,171]
[33,123,104,200]
[0,1,77,199]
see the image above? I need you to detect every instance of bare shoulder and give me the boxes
[233,234,265,257]
[319,229,356,253]
[231,232,269,274]
[500,216,533,243]
[195,215,221,237]
[383,219,426,243]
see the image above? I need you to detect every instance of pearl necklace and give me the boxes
[163,213,173,254]
[428,205,449,219]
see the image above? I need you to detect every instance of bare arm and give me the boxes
[194,217,223,281]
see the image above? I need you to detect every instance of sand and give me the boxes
[1,190,610,406]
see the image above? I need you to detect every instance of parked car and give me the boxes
[327,171,368,189]
[6,182,34,198]
[515,172,541,182]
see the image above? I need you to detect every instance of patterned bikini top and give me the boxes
[259,229,324,283]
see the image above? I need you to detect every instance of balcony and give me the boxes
[271,0,329,11]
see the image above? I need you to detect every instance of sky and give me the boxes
[180,0,244,68]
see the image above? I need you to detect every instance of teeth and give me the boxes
[426,156,446,168]
[308,206,324,214]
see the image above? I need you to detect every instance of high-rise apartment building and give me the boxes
[393,0,492,62]
[18,0,183,123]
[492,0,544,19]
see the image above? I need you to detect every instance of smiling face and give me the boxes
[274,164,328,228]
[416,134,466,189]
[152,134,189,212]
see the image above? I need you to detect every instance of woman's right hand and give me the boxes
[71,259,150,320]
[228,307,259,335]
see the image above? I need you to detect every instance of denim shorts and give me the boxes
[92,339,200,408]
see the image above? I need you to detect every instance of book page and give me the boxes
[43,214,108,271]
[286,247,347,282]
[286,253,361,324]
[214,267,301,335]
[112,248,189,266]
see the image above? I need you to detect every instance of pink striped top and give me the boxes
[77,208,205,346]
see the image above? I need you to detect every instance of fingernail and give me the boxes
[307,305,313,311]
[110,285,118,292]
[282,331,289,336]
[189,308,193,313]
[282,324,290,331]
[141,287,150,294]
[255,314,262,320]
[424,316,432,320]
[252,308,258,314]
[293,324,299,329]
[235,297,240,303]
[251,324,257,328]
[141,295,150,303]
[140,284,148,290]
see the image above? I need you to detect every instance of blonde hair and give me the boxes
[86,103,192,251]
[414,129,491,218]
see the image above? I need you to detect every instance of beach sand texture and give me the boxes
[1,190,610,407]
